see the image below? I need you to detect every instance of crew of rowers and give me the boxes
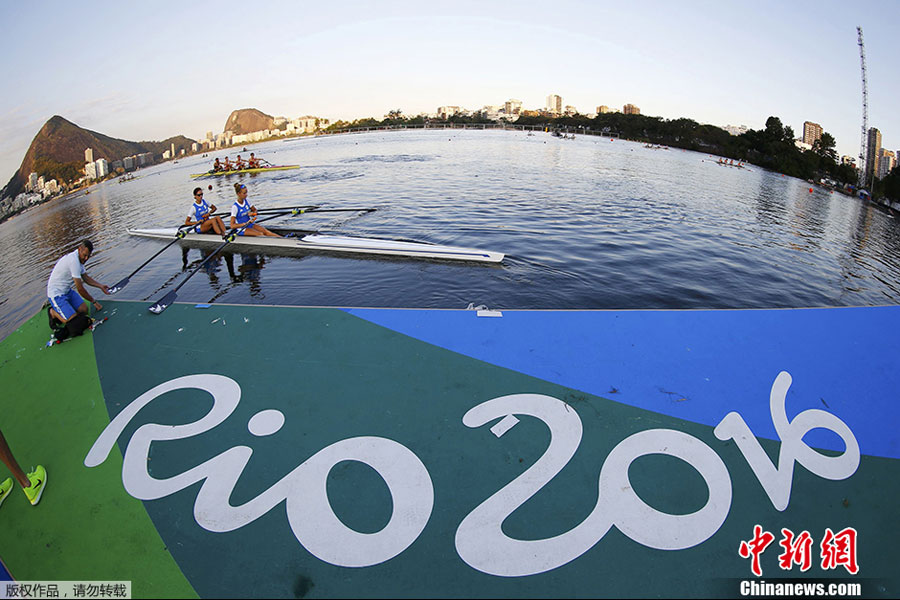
[211,153,264,172]
[716,158,745,167]
[185,183,281,238]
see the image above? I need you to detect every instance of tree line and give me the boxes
[328,111,885,194]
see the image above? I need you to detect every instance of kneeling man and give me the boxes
[47,240,109,324]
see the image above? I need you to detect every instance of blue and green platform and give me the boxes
[1,300,897,597]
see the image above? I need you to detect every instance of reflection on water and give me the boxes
[2,129,900,341]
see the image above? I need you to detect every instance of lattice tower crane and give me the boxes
[857,26,869,189]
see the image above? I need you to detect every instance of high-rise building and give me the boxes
[877,148,895,179]
[85,162,97,180]
[546,94,562,114]
[28,172,38,191]
[596,105,610,114]
[96,158,109,178]
[866,127,882,188]
[802,121,823,146]
[85,148,93,163]
[623,104,640,115]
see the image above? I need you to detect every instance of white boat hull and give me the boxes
[127,228,504,263]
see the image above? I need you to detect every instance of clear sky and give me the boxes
[2,0,898,185]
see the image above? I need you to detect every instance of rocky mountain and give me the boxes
[223,108,275,135]
[1,116,196,200]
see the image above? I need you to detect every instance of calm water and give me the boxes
[2,129,900,341]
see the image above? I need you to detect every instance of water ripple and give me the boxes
[2,129,899,340]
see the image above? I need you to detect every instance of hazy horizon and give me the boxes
[3,0,899,185]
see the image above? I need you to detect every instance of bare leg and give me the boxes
[0,429,31,488]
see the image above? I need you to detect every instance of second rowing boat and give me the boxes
[190,165,301,178]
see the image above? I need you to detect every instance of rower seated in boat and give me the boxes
[212,158,223,172]
[230,183,280,237]
[186,187,226,235]
[223,157,233,171]
[234,154,246,170]
[247,153,261,168]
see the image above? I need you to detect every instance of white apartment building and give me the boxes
[546,95,562,114]
[85,148,93,163]
[96,158,109,178]
[877,149,895,179]
[288,116,323,134]
[84,162,97,180]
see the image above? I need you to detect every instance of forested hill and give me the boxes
[1,115,195,199]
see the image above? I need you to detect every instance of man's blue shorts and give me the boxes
[49,289,85,321]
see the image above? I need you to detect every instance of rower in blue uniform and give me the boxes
[229,183,280,237]
[185,187,226,235]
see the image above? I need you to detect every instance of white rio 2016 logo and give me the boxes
[84,371,859,577]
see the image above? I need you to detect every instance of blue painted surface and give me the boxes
[346,306,900,459]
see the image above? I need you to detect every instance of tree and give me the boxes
[765,116,784,140]
[812,132,838,163]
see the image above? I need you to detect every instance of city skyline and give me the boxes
[2,0,899,185]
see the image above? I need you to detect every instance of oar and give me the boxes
[108,224,195,294]
[253,206,376,215]
[147,211,294,314]
[208,204,319,219]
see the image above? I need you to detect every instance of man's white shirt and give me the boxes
[47,250,85,298]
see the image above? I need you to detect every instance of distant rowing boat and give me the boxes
[189,165,300,178]
[128,227,505,263]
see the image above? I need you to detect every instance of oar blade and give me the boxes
[148,290,177,314]
[107,276,129,294]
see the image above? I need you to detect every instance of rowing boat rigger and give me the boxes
[189,165,301,178]
[128,228,505,263]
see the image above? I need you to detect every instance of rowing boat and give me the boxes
[127,227,505,263]
[189,165,300,178]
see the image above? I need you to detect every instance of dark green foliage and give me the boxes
[33,156,81,184]
[513,113,858,187]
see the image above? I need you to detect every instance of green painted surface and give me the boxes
[3,300,895,597]
[0,308,197,599]
[89,301,898,598]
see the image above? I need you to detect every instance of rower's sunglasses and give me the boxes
[195,192,203,197]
